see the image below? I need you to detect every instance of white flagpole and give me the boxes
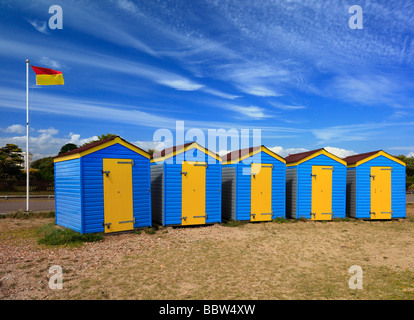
[26,59,30,212]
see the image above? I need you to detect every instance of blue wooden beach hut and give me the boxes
[344,150,406,219]
[221,145,286,221]
[54,136,151,234]
[285,148,347,220]
[150,141,222,226]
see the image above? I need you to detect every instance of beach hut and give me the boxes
[150,142,222,226]
[54,136,151,234]
[221,145,286,222]
[343,150,406,219]
[285,148,347,220]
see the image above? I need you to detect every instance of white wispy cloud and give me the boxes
[324,146,357,159]
[220,104,272,120]
[328,74,413,106]
[0,124,25,134]
[27,19,49,35]
[156,79,204,91]
[0,127,100,160]
[270,102,307,111]
[39,57,62,70]
[311,121,414,144]
[268,145,356,158]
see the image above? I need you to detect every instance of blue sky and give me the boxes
[0,0,413,160]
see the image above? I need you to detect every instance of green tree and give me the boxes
[82,133,118,146]
[58,143,78,155]
[31,156,54,181]
[395,154,414,190]
[396,155,414,176]
[0,144,24,180]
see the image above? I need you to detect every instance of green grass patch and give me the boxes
[144,227,158,234]
[0,210,55,219]
[272,217,289,223]
[332,217,352,222]
[222,219,247,227]
[37,223,103,246]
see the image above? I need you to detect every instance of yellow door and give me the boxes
[370,167,392,219]
[311,166,333,220]
[103,159,134,233]
[251,163,272,221]
[181,161,206,225]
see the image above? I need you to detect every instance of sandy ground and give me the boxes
[1,205,413,300]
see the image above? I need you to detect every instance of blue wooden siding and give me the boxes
[164,164,182,226]
[234,151,286,220]
[161,147,222,226]
[81,143,151,233]
[54,159,82,233]
[355,155,406,218]
[296,154,346,219]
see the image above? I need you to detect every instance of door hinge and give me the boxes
[181,171,188,176]
[101,170,110,177]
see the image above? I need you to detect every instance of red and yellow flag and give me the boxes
[31,66,64,85]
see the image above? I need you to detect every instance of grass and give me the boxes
[222,219,248,227]
[0,210,55,219]
[1,203,413,300]
[36,223,103,246]
[144,227,158,235]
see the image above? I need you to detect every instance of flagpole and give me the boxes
[26,59,29,212]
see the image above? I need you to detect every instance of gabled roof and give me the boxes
[54,136,150,162]
[151,141,221,163]
[343,150,406,167]
[342,150,381,165]
[150,142,194,160]
[285,148,347,166]
[285,148,324,164]
[223,145,285,164]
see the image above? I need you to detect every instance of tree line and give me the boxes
[0,133,118,191]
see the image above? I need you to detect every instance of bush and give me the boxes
[222,220,247,227]
[144,227,158,234]
[37,224,103,246]
[272,217,288,223]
